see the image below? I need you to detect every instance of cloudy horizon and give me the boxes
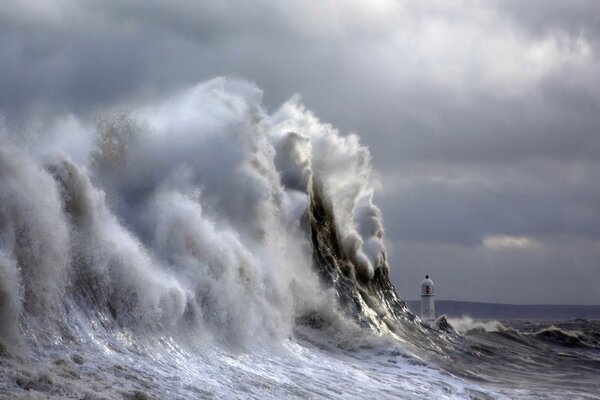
[1,0,599,305]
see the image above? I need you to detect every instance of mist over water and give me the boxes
[0,79,598,399]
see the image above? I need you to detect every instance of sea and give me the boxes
[0,79,598,399]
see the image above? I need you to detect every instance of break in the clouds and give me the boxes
[1,0,599,304]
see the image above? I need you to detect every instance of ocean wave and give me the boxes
[529,326,590,348]
[0,78,409,356]
[447,316,506,334]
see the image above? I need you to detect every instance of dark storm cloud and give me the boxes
[0,2,150,119]
[0,0,390,120]
[366,88,600,168]
[379,162,600,245]
[391,235,600,305]
[1,0,599,303]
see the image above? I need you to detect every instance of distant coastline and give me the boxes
[406,300,600,320]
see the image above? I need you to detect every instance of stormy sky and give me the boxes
[1,0,599,304]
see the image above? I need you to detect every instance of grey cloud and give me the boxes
[1,0,599,303]
[390,235,600,305]
[378,162,600,245]
[0,0,389,121]
[496,0,600,43]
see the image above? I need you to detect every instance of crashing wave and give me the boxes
[0,79,414,356]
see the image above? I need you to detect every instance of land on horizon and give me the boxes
[406,300,600,320]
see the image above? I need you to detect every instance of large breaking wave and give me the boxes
[0,78,412,354]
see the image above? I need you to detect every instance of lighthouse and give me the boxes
[420,275,435,321]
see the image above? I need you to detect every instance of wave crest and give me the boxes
[0,78,407,353]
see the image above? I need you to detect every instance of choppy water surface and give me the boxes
[441,319,600,399]
[1,317,598,399]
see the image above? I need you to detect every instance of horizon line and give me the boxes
[405,300,600,307]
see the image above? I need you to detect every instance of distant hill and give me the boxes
[406,300,600,320]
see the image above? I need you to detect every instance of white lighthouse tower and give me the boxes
[420,275,435,321]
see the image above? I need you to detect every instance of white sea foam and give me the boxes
[448,316,505,334]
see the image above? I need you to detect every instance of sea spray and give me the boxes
[0,148,70,351]
[0,78,407,353]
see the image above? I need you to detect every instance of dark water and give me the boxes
[435,318,600,399]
